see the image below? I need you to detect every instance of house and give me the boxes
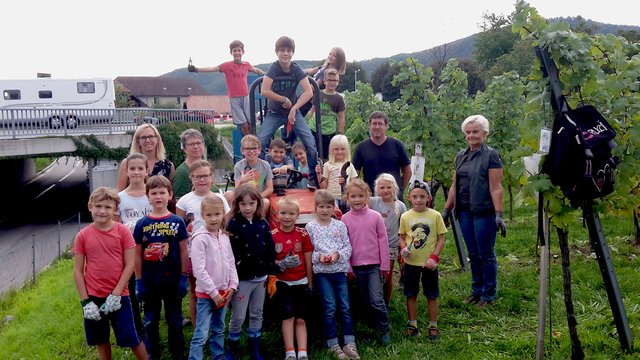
[114,76,209,108]
[186,95,231,118]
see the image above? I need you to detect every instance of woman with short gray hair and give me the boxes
[443,114,506,308]
[173,129,208,200]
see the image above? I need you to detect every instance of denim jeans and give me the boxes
[142,282,184,359]
[352,264,390,334]
[315,272,355,347]
[258,110,318,183]
[458,211,498,301]
[188,298,227,360]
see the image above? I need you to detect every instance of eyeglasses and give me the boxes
[185,141,204,148]
[192,174,212,181]
[139,135,157,142]
[370,122,387,128]
[243,147,260,152]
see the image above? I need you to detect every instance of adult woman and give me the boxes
[443,115,506,308]
[117,123,175,191]
[172,129,207,200]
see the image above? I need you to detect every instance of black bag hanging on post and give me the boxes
[542,105,619,205]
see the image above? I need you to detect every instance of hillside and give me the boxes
[163,17,638,95]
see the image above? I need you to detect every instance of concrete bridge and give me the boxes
[1,108,233,191]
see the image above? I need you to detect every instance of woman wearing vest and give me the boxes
[442,115,507,308]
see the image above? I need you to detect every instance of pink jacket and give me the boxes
[341,205,390,271]
[190,228,238,299]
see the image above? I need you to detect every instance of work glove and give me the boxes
[135,279,146,299]
[81,299,102,321]
[495,212,507,238]
[424,254,439,271]
[178,274,189,298]
[400,246,412,259]
[100,294,122,314]
[187,64,198,72]
[278,254,301,271]
[441,208,451,227]
[267,275,278,299]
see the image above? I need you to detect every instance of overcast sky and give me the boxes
[1,0,637,80]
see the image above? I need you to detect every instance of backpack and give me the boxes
[542,104,619,205]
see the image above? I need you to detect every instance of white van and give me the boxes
[0,78,115,128]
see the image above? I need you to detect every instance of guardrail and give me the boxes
[0,108,220,139]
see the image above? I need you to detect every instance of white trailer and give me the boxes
[0,78,115,128]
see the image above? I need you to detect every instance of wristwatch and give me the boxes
[281,97,288,106]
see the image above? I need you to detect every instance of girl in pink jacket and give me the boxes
[188,195,238,359]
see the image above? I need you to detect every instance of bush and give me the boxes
[158,122,224,165]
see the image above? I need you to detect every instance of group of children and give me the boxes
[74,148,447,360]
[72,35,449,360]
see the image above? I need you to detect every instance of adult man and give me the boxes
[352,111,412,199]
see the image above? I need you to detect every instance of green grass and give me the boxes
[34,157,55,173]
[1,204,639,359]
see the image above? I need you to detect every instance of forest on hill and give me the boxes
[164,16,639,100]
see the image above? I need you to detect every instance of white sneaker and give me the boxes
[329,344,347,359]
[342,343,360,360]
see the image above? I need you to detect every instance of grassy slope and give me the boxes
[1,204,638,359]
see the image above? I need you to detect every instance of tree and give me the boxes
[473,13,520,80]
[371,61,402,101]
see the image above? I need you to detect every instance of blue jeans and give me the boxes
[189,298,227,360]
[458,211,498,301]
[315,272,355,347]
[142,282,184,359]
[258,110,318,184]
[352,264,390,334]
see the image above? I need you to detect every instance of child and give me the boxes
[319,135,358,212]
[226,134,273,217]
[258,35,319,189]
[369,173,407,306]
[177,160,231,233]
[306,47,347,90]
[399,180,447,340]
[226,184,276,360]
[292,142,311,189]
[305,190,360,360]
[116,153,153,337]
[307,68,346,160]
[72,187,148,360]
[133,175,189,359]
[188,40,265,136]
[176,160,231,329]
[300,47,347,117]
[271,197,314,360]
[340,179,391,345]
[265,138,294,176]
[188,195,238,360]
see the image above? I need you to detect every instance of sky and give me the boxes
[1,0,637,80]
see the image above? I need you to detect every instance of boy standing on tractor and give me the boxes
[188,40,265,135]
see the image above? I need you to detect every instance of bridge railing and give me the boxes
[0,108,220,139]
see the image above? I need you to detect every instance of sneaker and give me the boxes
[463,294,481,305]
[381,332,391,345]
[477,299,495,308]
[181,318,192,327]
[406,323,420,336]
[428,326,440,341]
[329,344,347,360]
[285,356,297,360]
[342,343,360,360]
[297,355,309,360]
